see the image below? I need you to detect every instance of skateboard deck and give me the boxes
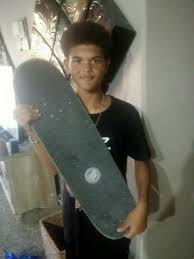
[14,59,135,239]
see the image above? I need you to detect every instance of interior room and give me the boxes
[0,0,194,259]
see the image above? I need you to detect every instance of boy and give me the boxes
[14,21,151,259]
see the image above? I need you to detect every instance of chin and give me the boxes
[81,87,100,93]
[77,82,101,93]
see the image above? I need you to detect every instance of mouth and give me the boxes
[80,76,94,81]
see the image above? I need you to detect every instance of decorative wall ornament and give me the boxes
[61,0,90,23]
[31,0,136,82]
[87,1,111,29]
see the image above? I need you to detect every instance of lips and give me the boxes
[80,76,94,81]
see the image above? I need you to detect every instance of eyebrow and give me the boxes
[71,56,81,59]
[71,56,103,60]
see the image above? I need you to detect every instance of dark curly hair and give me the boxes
[61,21,112,59]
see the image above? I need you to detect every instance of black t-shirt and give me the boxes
[90,96,151,179]
[63,96,151,247]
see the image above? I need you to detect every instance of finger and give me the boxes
[117,221,131,233]
[29,113,41,122]
[15,105,33,112]
[13,106,35,118]
[31,108,39,112]
[29,116,41,122]
[21,105,33,109]
[14,110,40,125]
[21,105,39,114]
[18,111,39,121]
[30,110,41,117]
[124,228,136,239]
[28,108,40,114]
[28,108,41,116]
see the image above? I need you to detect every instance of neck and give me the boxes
[77,89,105,114]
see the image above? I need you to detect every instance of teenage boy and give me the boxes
[14,21,151,259]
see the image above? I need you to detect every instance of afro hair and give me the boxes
[61,21,112,59]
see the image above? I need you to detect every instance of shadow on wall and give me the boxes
[129,114,175,259]
[142,114,175,220]
[143,125,194,258]
[108,50,135,100]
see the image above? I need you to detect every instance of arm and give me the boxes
[25,126,58,176]
[14,105,58,176]
[117,160,150,239]
[135,160,150,208]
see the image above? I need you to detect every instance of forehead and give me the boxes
[68,44,104,58]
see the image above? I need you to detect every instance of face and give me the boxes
[65,44,110,93]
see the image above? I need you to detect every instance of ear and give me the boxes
[105,59,110,74]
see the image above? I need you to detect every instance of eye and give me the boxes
[91,58,103,64]
[72,58,82,64]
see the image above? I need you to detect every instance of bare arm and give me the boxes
[117,160,151,239]
[25,126,58,176]
[14,105,58,176]
[135,160,150,208]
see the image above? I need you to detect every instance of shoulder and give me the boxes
[111,96,140,118]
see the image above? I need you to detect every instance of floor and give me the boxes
[0,184,57,259]
[0,181,134,259]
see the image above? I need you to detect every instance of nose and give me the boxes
[82,61,92,72]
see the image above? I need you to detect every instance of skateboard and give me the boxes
[14,59,135,239]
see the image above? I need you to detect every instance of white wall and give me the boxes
[111,1,148,258]
[143,0,194,258]
[110,0,146,110]
[114,0,194,259]
[0,0,35,66]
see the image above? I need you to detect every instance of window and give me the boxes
[0,65,18,139]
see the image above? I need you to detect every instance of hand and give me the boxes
[13,105,41,128]
[117,202,148,239]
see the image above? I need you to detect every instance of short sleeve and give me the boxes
[126,107,151,161]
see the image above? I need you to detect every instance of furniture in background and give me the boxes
[0,149,57,215]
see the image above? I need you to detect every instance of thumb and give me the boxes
[117,219,131,233]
